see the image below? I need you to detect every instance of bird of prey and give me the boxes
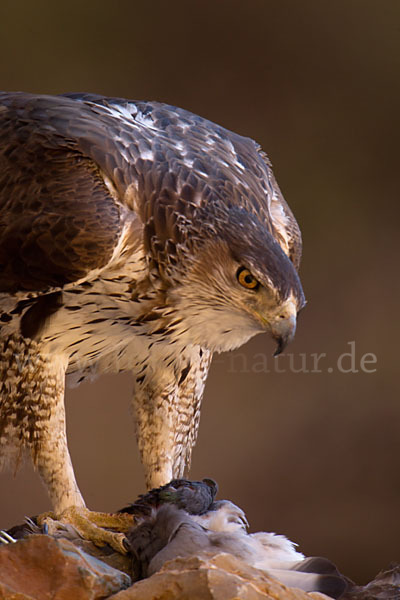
[127,501,348,598]
[0,92,305,550]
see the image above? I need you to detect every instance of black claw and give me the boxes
[122,536,130,552]
[273,337,285,356]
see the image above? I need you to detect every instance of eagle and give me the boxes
[0,92,305,551]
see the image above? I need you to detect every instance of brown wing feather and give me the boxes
[0,91,302,293]
[44,93,302,274]
[0,93,123,293]
[255,149,303,271]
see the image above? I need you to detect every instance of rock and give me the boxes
[5,518,132,578]
[341,563,400,599]
[1,526,398,600]
[72,537,133,577]
[0,534,131,600]
[110,553,333,599]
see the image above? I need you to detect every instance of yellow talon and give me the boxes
[36,506,135,554]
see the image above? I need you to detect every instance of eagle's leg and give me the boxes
[132,376,203,490]
[0,335,133,552]
[0,335,82,509]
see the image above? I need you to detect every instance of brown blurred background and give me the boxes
[0,0,399,585]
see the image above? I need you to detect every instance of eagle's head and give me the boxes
[165,206,305,355]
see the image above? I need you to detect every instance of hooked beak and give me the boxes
[254,295,300,356]
[271,312,297,357]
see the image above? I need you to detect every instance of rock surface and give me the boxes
[0,531,398,600]
[111,553,331,600]
[343,564,400,600]
[0,534,131,600]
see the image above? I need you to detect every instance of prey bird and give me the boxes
[0,92,305,550]
[127,497,347,598]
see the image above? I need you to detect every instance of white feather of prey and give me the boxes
[192,499,305,569]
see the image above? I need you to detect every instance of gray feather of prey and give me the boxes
[127,501,347,599]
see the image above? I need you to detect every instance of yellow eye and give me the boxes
[237,267,259,290]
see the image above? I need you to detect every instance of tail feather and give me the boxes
[269,568,347,599]
[294,556,342,576]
